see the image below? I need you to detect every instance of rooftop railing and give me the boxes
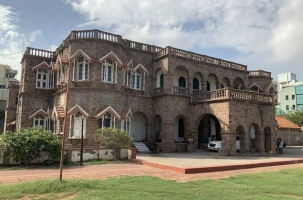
[249,70,271,77]
[24,47,54,58]
[61,29,247,71]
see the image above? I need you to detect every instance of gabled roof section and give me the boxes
[95,105,121,120]
[98,51,123,66]
[52,106,65,119]
[133,64,149,75]
[67,104,90,118]
[121,106,132,120]
[249,82,263,90]
[69,49,94,63]
[32,61,51,72]
[275,116,300,129]
[127,59,133,68]
[28,108,48,120]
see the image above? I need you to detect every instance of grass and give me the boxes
[0,167,303,199]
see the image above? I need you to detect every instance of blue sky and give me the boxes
[0,0,302,81]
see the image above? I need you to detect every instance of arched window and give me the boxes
[99,113,115,128]
[36,68,48,88]
[102,59,117,82]
[207,81,210,91]
[75,56,89,81]
[34,115,47,129]
[132,70,143,90]
[221,84,224,89]
[193,78,199,90]
[178,77,186,88]
[178,118,184,137]
[160,74,164,87]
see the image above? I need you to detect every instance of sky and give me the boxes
[0,0,302,81]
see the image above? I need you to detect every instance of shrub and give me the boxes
[0,127,61,166]
[93,128,134,160]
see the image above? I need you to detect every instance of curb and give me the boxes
[132,159,303,174]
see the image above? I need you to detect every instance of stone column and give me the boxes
[187,77,193,95]
[161,122,174,143]
[164,74,173,94]
[202,81,207,92]
[219,132,237,156]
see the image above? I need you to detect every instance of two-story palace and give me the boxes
[4,29,277,154]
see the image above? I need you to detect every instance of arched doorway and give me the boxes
[154,115,162,142]
[197,114,221,148]
[264,127,272,153]
[130,112,147,142]
[249,123,261,153]
[236,125,245,153]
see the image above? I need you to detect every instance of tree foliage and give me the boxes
[0,127,61,166]
[285,110,303,127]
[93,128,134,160]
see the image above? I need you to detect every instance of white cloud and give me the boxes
[0,5,42,80]
[66,0,303,80]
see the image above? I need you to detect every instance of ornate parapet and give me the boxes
[191,88,273,104]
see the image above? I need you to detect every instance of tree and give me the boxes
[285,110,303,127]
[93,128,134,160]
[0,127,61,166]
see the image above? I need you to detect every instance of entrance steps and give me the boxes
[133,142,151,153]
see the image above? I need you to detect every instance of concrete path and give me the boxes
[0,146,302,185]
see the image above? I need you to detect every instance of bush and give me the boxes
[0,127,61,166]
[93,128,134,160]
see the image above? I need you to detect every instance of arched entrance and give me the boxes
[236,125,245,153]
[197,114,221,148]
[154,115,162,142]
[249,123,261,153]
[264,127,272,153]
[130,112,147,141]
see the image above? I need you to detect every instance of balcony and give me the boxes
[191,88,273,104]
[173,86,189,95]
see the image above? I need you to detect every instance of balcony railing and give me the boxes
[173,86,189,95]
[191,88,273,104]
[248,70,271,78]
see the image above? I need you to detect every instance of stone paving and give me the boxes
[0,146,302,185]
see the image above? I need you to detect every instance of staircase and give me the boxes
[133,142,151,153]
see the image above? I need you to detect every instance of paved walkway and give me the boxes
[135,146,303,173]
[0,146,302,185]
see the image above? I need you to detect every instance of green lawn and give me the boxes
[0,167,303,200]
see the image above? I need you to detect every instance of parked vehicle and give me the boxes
[207,137,240,151]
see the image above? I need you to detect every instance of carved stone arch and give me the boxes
[221,77,231,88]
[206,73,219,91]
[173,66,190,88]
[233,77,245,90]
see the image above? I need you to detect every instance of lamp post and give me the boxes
[80,117,84,165]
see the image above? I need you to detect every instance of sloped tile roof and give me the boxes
[275,116,300,129]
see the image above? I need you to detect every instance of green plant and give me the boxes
[0,127,61,166]
[285,110,303,127]
[93,128,133,160]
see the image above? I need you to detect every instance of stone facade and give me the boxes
[4,29,277,155]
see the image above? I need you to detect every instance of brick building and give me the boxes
[4,29,277,155]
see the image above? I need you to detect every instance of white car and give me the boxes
[207,137,240,151]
